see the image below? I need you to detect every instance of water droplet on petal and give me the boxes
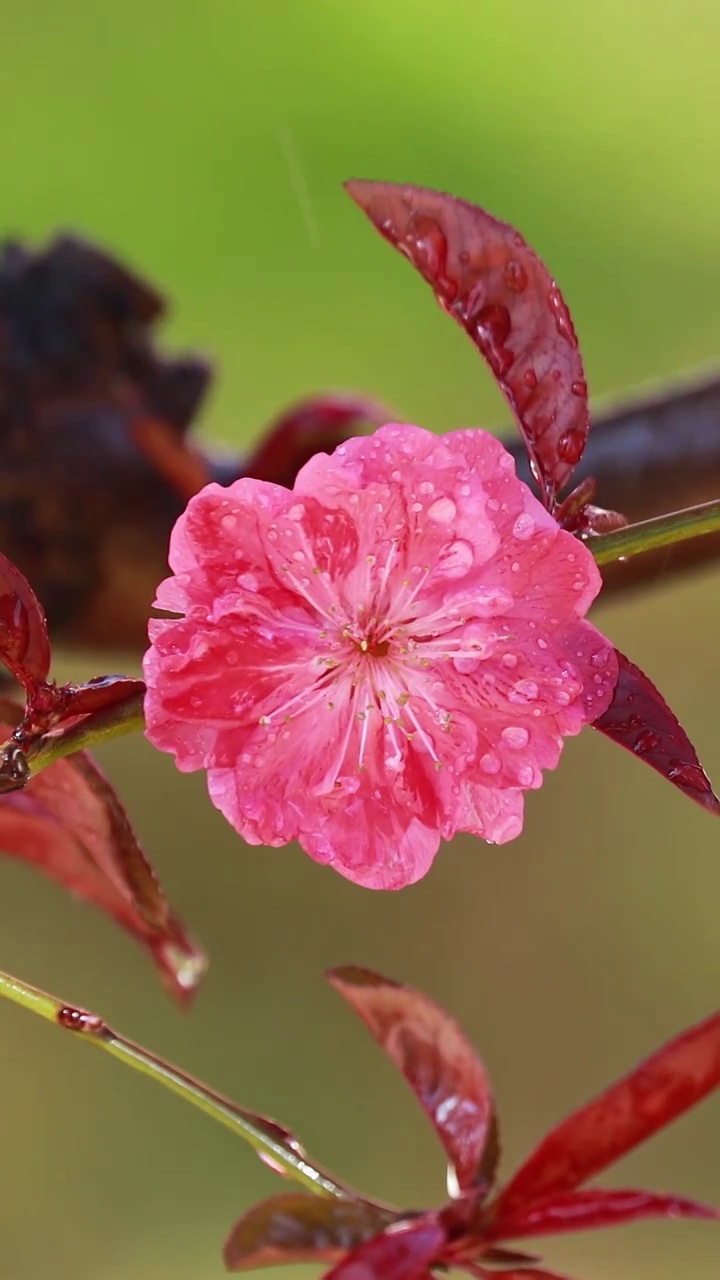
[502,725,530,749]
[480,752,502,775]
[512,512,535,541]
[428,497,457,523]
[523,368,538,391]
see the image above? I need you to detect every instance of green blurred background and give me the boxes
[1,2,719,1277]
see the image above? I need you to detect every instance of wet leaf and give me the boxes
[345,180,589,506]
[592,650,720,815]
[323,1217,445,1280]
[494,1011,720,1214]
[0,551,52,691]
[488,1187,718,1241]
[243,393,392,490]
[0,701,204,1001]
[327,966,499,1194]
[52,675,146,722]
[224,1194,399,1271]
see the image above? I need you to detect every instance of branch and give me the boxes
[0,234,717,654]
[510,367,720,595]
[0,967,349,1200]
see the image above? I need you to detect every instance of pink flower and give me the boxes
[143,424,617,888]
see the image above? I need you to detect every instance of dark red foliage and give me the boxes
[241,394,393,490]
[0,550,52,693]
[327,966,498,1194]
[224,1195,400,1271]
[224,970,719,1277]
[345,179,590,507]
[0,697,204,1001]
[347,178,720,822]
[592,651,720,815]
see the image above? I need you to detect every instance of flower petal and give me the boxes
[145,425,616,887]
[327,967,499,1195]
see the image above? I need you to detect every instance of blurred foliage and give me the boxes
[0,2,718,1279]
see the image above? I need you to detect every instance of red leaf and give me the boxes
[592,650,720,815]
[464,1271,572,1280]
[244,393,392,490]
[55,675,146,722]
[322,1218,445,1280]
[489,1188,717,1241]
[327,967,499,1194]
[345,180,589,506]
[0,551,52,691]
[224,1194,399,1271]
[494,1012,720,1215]
[0,702,205,1001]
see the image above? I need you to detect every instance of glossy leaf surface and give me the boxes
[224,1193,399,1271]
[327,966,498,1193]
[0,550,52,690]
[593,650,720,815]
[495,1011,720,1214]
[490,1187,718,1241]
[0,701,204,1001]
[323,1218,445,1280]
[345,179,589,505]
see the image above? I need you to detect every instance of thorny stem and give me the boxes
[0,968,348,1201]
[589,499,720,567]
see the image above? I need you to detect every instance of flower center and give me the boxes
[358,635,391,659]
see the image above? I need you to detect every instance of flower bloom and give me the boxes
[143,424,617,888]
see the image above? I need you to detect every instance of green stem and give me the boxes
[0,968,348,1201]
[589,498,720,566]
[25,691,146,775]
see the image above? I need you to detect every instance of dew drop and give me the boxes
[480,751,502,775]
[518,765,535,786]
[634,729,660,755]
[406,214,448,281]
[512,512,535,541]
[502,653,518,669]
[501,725,530,749]
[557,429,585,464]
[475,303,514,378]
[428,497,457,523]
[548,284,576,344]
[571,379,588,398]
[523,368,538,391]
[220,513,237,532]
[504,259,528,293]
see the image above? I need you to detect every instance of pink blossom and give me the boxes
[143,424,617,889]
